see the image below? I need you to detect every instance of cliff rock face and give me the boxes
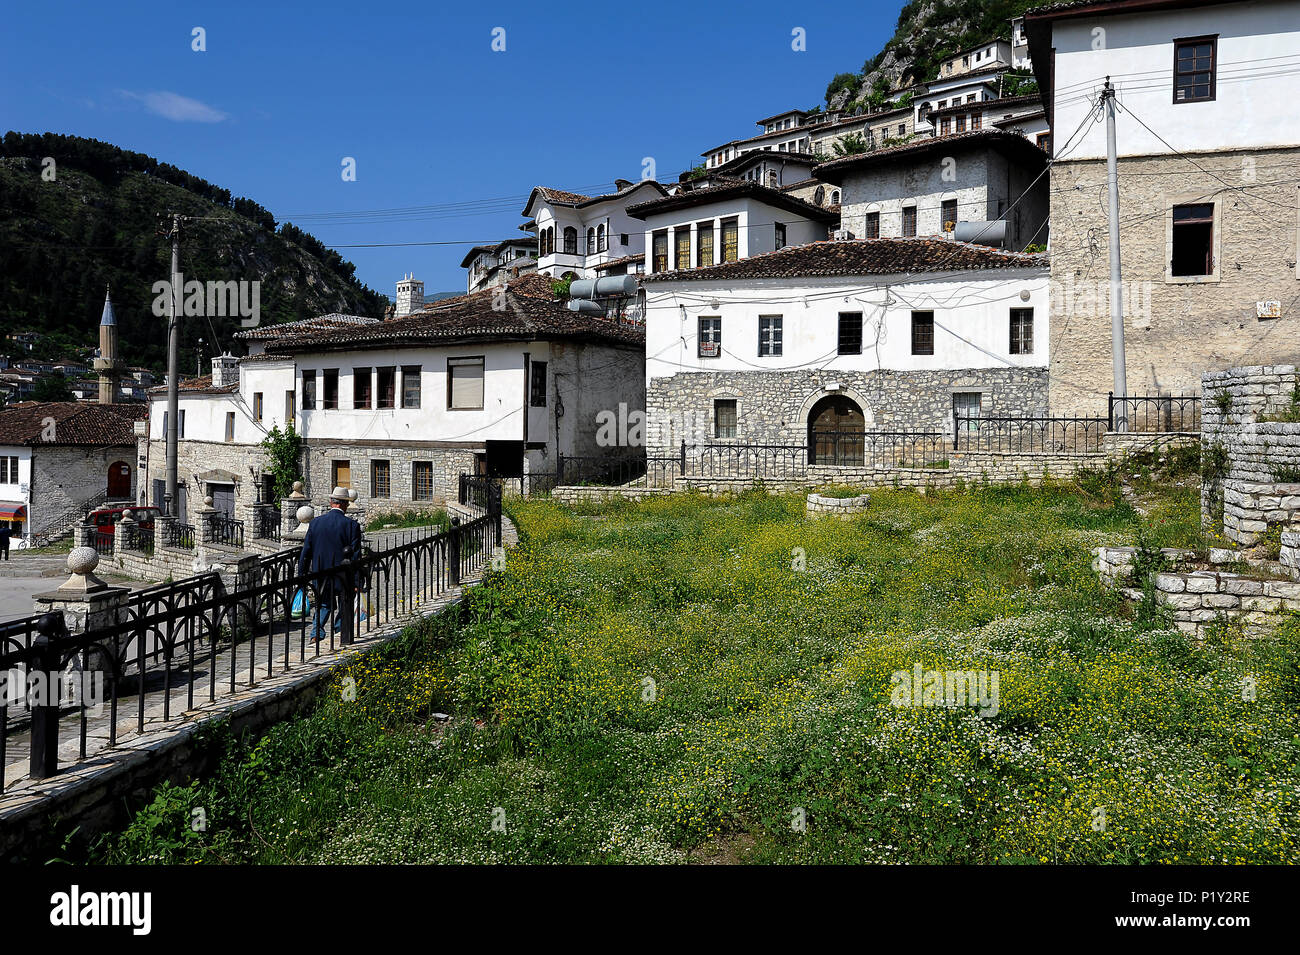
[0,132,386,369]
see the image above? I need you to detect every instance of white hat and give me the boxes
[329,486,351,503]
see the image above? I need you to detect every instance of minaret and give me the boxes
[93,285,123,404]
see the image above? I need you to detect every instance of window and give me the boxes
[652,230,668,272]
[774,222,786,250]
[530,360,547,407]
[698,316,721,358]
[1171,203,1214,276]
[838,313,863,355]
[370,459,390,498]
[721,217,739,262]
[967,93,977,103]
[322,369,339,409]
[1174,36,1216,103]
[911,311,934,355]
[332,460,351,489]
[253,392,263,422]
[412,461,434,501]
[902,206,918,237]
[401,365,421,409]
[697,221,714,267]
[675,228,691,270]
[353,367,372,409]
[0,456,16,484]
[598,224,606,251]
[448,357,485,409]
[1036,132,1052,153]
[1010,308,1034,354]
[562,227,577,254]
[302,371,316,410]
[620,233,629,246]
[941,198,958,231]
[224,412,235,442]
[758,316,783,357]
[714,399,737,439]
[898,124,906,136]
[970,111,981,130]
[376,366,396,409]
[179,410,186,438]
[814,185,825,206]
[956,114,967,132]
[865,211,880,239]
[954,392,981,432]
[940,117,951,135]
[586,227,595,254]
[285,390,296,427]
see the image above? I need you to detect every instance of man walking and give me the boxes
[0,522,10,560]
[297,486,363,643]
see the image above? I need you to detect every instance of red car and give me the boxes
[88,505,162,536]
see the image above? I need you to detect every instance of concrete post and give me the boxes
[198,495,218,544]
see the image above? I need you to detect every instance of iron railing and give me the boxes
[0,482,503,794]
[90,528,114,556]
[255,506,281,542]
[165,522,196,550]
[209,514,244,548]
[952,414,1108,453]
[1108,393,1201,433]
[556,453,647,486]
[121,523,154,555]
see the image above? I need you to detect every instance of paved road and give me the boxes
[0,554,148,623]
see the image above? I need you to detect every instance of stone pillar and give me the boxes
[73,522,95,548]
[117,508,137,551]
[33,547,130,672]
[155,513,176,549]
[198,495,218,544]
[282,481,306,536]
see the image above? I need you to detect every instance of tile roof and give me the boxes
[521,181,667,217]
[641,237,1047,284]
[236,313,380,341]
[0,401,144,446]
[625,180,839,222]
[146,374,238,396]
[593,253,644,272]
[813,129,1046,183]
[266,275,644,354]
[459,237,539,269]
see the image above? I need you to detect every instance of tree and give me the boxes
[259,424,304,501]
[32,373,74,402]
[832,133,871,157]
[825,72,860,104]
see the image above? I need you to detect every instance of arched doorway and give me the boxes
[808,395,865,466]
[107,460,131,499]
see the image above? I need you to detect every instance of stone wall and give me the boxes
[806,492,871,518]
[1048,149,1300,417]
[30,444,137,537]
[1096,544,1300,636]
[646,366,1048,451]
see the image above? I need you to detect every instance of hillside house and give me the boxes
[524,180,667,282]
[1024,0,1300,414]
[641,238,1050,458]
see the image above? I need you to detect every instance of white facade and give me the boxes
[530,182,664,280]
[1049,0,1300,160]
[637,194,832,274]
[644,269,1050,383]
[0,445,32,537]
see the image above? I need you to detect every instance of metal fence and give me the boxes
[165,522,196,550]
[0,479,503,794]
[1108,393,1201,433]
[255,506,281,542]
[209,514,245,548]
[952,414,1108,453]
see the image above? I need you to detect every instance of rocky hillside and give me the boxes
[0,132,387,370]
[825,0,1041,111]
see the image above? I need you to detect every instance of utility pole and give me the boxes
[165,213,181,516]
[1102,77,1128,431]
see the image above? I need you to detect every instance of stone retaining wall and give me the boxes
[1222,481,1300,546]
[806,492,871,517]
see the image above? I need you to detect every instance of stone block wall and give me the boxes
[1222,482,1300,546]
[645,366,1048,452]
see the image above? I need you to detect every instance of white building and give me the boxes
[626,180,839,275]
[460,238,538,294]
[814,130,1050,252]
[524,180,667,281]
[641,238,1050,455]
[143,273,645,524]
[1023,0,1300,413]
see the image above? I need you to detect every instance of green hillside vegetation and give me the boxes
[0,132,386,369]
[833,0,1041,107]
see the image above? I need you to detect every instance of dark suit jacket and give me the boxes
[297,507,363,587]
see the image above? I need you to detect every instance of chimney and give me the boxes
[211,353,240,389]
[395,273,425,316]
[614,178,634,191]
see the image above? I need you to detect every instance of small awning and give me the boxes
[0,502,27,521]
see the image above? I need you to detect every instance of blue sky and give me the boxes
[1,0,901,297]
